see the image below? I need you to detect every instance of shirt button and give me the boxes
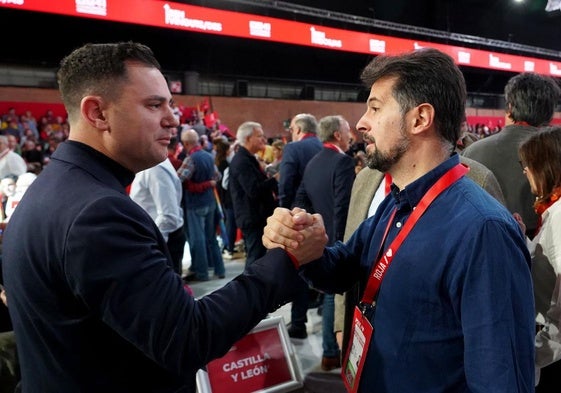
[396,221,402,228]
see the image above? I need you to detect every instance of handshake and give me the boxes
[262,207,328,266]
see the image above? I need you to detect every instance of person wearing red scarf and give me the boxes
[515,126,561,392]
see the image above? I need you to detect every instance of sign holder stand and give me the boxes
[196,316,303,393]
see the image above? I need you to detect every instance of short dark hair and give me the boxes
[360,48,467,146]
[504,73,561,127]
[57,42,161,121]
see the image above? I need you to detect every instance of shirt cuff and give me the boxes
[285,250,300,269]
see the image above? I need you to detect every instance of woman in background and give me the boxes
[265,139,284,178]
[514,125,561,392]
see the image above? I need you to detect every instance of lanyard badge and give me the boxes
[342,306,373,393]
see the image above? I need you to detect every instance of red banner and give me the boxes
[2,1,561,77]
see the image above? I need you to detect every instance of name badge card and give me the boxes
[342,306,373,393]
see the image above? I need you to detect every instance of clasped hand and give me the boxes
[262,207,328,265]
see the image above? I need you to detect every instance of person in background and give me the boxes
[0,136,26,180]
[214,138,237,260]
[279,113,323,340]
[0,173,38,393]
[462,72,561,237]
[6,135,21,156]
[19,110,39,140]
[199,134,213,154]
[20,139,44,174]
[256,142,275,165]
[191,117,208,139]
[265,139,285,178]
[180,129,225,282]
[229,121,278,266]
[279,113,322,209]
[454,113,479,152]
[262,48,535,392]
[130,155,186,275]
[3,173,37,224]
[166,136,182,170]
[294,114,355,371]
[2,120,22,142]
[1,108,18,127]
[2,42,319,393]
[352,150,366,175]
[0,176,16,222]
[514,126,561,392]
[0,285,19,393]
[18,129,37,150]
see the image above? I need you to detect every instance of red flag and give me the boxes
[200,98,210,113]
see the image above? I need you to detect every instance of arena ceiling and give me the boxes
[284,0,561,51]
[2,0,560,95]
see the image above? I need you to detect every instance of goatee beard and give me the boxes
[365,137,409,173]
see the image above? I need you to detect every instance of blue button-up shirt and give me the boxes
[301,154,535,392]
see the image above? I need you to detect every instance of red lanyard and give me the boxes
[360,163,469,308]
[384,173,392,195]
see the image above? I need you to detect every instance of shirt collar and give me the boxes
[391,153,461,211]
[64,140,135,189]
[188,145,203,155]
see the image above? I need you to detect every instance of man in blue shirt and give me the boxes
[262,48,535,392]
[181,128,225,282]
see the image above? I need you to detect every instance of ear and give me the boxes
[333,130,342,141]
[410,103,434,136]
[505,103,514,121]
[81,96,110,131]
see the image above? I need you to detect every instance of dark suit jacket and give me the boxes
[229,145,278,230]
[2,141,298,393]
[294,148,355,245]
[278,136,322,208]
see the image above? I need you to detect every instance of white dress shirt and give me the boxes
[129,158,184,242]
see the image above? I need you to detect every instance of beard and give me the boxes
[365,125,410,173]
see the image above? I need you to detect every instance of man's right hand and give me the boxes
[263,207,327,265]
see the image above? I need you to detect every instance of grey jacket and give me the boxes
[462,124,536,235]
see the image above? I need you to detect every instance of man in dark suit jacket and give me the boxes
[229,121,279,266]
[279,113,323,339]
[279,113,322,209]
[1,42,316,393]
[294,115,355,371]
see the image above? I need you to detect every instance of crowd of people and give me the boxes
[0,41,560,393]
